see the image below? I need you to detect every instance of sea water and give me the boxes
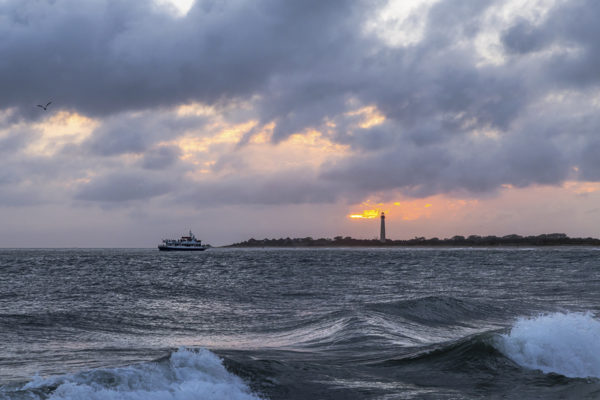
[1,247,600,399]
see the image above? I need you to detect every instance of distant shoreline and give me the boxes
[226,233,600,248]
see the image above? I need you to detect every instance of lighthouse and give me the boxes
[380,212,386,242]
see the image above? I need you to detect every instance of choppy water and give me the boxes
[1,248,600,399]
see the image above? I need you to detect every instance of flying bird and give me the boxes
[37,101,52,111]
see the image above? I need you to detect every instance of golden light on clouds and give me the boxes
[175,102,216,117]
[164,100,355,177]
[248,122,275,144]
[174,117,351,177]
[219,121,257,143]
[563,181,600,195]
[345,105,386,129]
[176,120,258,158]
[237,127,350,173]
[26,111,99,156]
[287,129,349,153]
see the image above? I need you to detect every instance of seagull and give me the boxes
[37,101,52,111]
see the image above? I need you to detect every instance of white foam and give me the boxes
[496,312,600,378]
[19,348,263,400]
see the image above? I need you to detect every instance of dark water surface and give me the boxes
[1,248,600,399]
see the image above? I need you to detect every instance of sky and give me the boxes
[1,0,600,247]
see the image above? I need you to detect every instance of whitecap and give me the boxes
[496,312,600,378]
[17,348,263,400]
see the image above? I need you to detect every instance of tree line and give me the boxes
[227,233,600,247]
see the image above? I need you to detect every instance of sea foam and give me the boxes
[497,312,600,378]
[16,348,262,400]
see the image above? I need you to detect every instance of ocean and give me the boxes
[1,247,600,399]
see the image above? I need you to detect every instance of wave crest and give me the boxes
[368,296,502,325]
[496,312,600,378]
[14,348,262,400]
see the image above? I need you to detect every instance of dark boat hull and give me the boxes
[158,246,207,251]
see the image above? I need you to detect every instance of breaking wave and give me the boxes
[496,312,600,378]
[3,348,262,400]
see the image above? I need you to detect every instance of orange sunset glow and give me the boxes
[348,209,382,219]
[349,199,438,222]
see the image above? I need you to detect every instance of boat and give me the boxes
[158,230,208,251]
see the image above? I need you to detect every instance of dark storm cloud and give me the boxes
[0,0,370,118]
[3,0,600,207]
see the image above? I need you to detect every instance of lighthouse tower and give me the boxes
[380,212,386,243]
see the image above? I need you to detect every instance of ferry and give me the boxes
[158,230,208,251]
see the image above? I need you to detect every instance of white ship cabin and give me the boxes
[162,230,203,245]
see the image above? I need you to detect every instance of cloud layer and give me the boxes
[2,0,600,213]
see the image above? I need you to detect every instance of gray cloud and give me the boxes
[499,0,600,87]
[0,127,38,154]
[580,139,600,181]
[0,187,45,206]
[85,109,208,156]
[178,170,344,206]
[140,145,181,170]
[320,126,571,198]
[501,19,551,54]
[75,172,173,202]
